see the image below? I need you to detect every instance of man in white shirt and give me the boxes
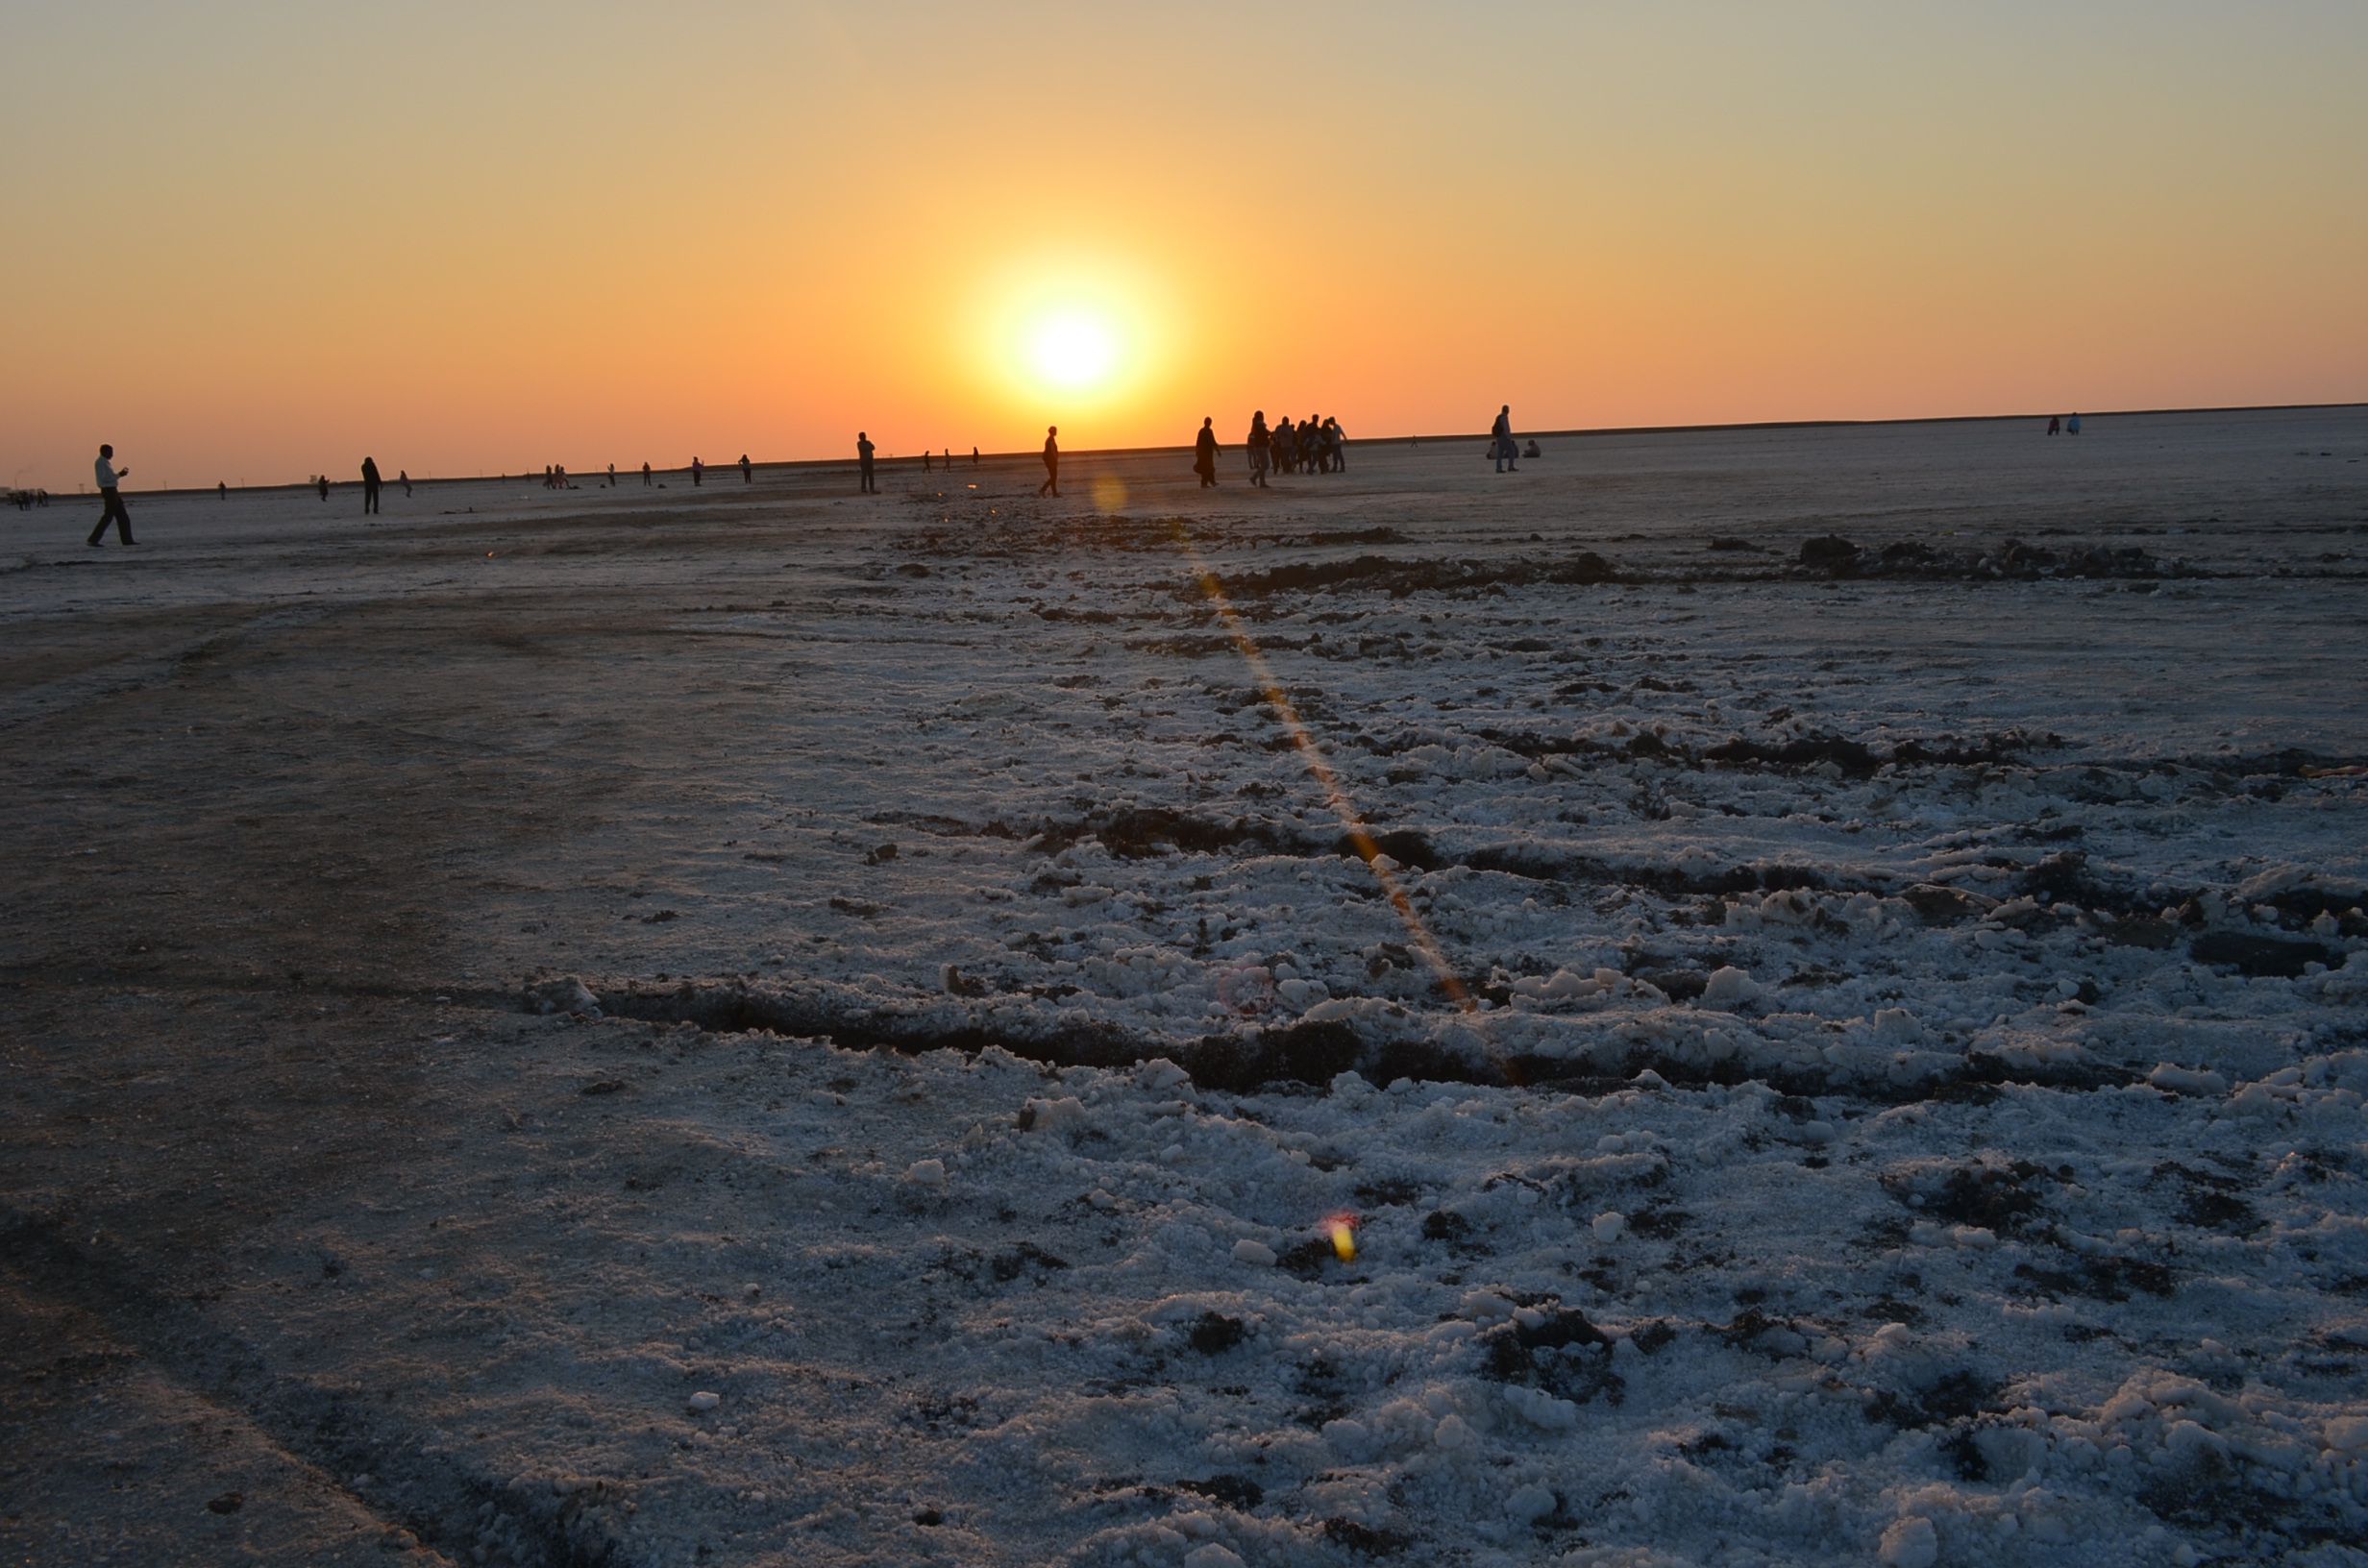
[87,444,136,547]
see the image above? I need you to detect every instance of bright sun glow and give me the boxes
[1030,314,1118,391]
[962,249,1178,430]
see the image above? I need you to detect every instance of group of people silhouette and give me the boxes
[1240,413,1347,487]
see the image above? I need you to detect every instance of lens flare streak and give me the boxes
[1161,518,1476,1017]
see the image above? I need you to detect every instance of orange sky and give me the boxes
[4,1,2363,490]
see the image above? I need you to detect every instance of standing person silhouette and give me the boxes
[1038,426,1060,497]
[360,455,382,514]
[923,449,932,474]
[400,469,411,496]
[856,431,877,494]
[1193,417,1220,488]
[217,480,227,501]
[971,447,978,466]
[641,461,652,486]
[86,444,135,547]
[606,463,615,487]
[944,449,952,468]
[1246,411,1271,487]
[1492,405,1518,473]
[740,453,752,484]
[318,475,330,502]
[691,456,704,487]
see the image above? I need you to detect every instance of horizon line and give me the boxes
[44,398,2367,496]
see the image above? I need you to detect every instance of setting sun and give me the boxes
[1028,313,1118,392]
[953,247,1181,434]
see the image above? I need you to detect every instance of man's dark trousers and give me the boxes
[88,490,132,545]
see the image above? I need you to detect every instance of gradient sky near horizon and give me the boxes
[4,0,2363,490]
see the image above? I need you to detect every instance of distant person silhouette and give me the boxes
[692,456,704,487]
[1038,426,1060,497]
[1194,417,1220,488]
[318,475,330,502]
[857,431,877,494]
[86,444,135,546]
[606,463,615,487]
[217,480,227,501]
[400,469,411,496]
[740,453,752,484]
[1522,439,1541,459]
[2047,416,2060,436]
[360,455,382,514]
[2067,412,2083,435]
[1492,405,1518,473]
[945,449,952,468]
[971,446,978,465]
[1247,411,1271,487]
[923,449,932,473]
[642,460,653,486]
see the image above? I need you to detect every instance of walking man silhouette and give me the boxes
[86,444,135,547]
[1492,405,1518,473]
[361,455,382,514]
[642,461,652,486]
[740,453,752,484]
[400,469,412,496]
[691,456,703,486]
[857,431,877,494]
[1038,426,1060,497]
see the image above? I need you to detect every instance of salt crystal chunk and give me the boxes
[1231,1238,1277,1267]
[2146,1064,2229,1095]
[904,1159,946,1186]
[1700,967,1761,1009]
[1870,1008,1922,1044]
[1878,1515,1937,1568]
[1016,1096,1088,1134]
[1321,1418,1375,1458]
[1462,1291,1517,1323]
[1507,1482,1557,1522]
[687,1391,721,1413]
[1592,1212,1627,1243]
[1182,1546,1245,1568]
[1137,1058,1190,1090]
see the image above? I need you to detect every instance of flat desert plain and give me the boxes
[4,408,2366,1567]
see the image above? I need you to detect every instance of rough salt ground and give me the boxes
[4,408,2364,1565]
